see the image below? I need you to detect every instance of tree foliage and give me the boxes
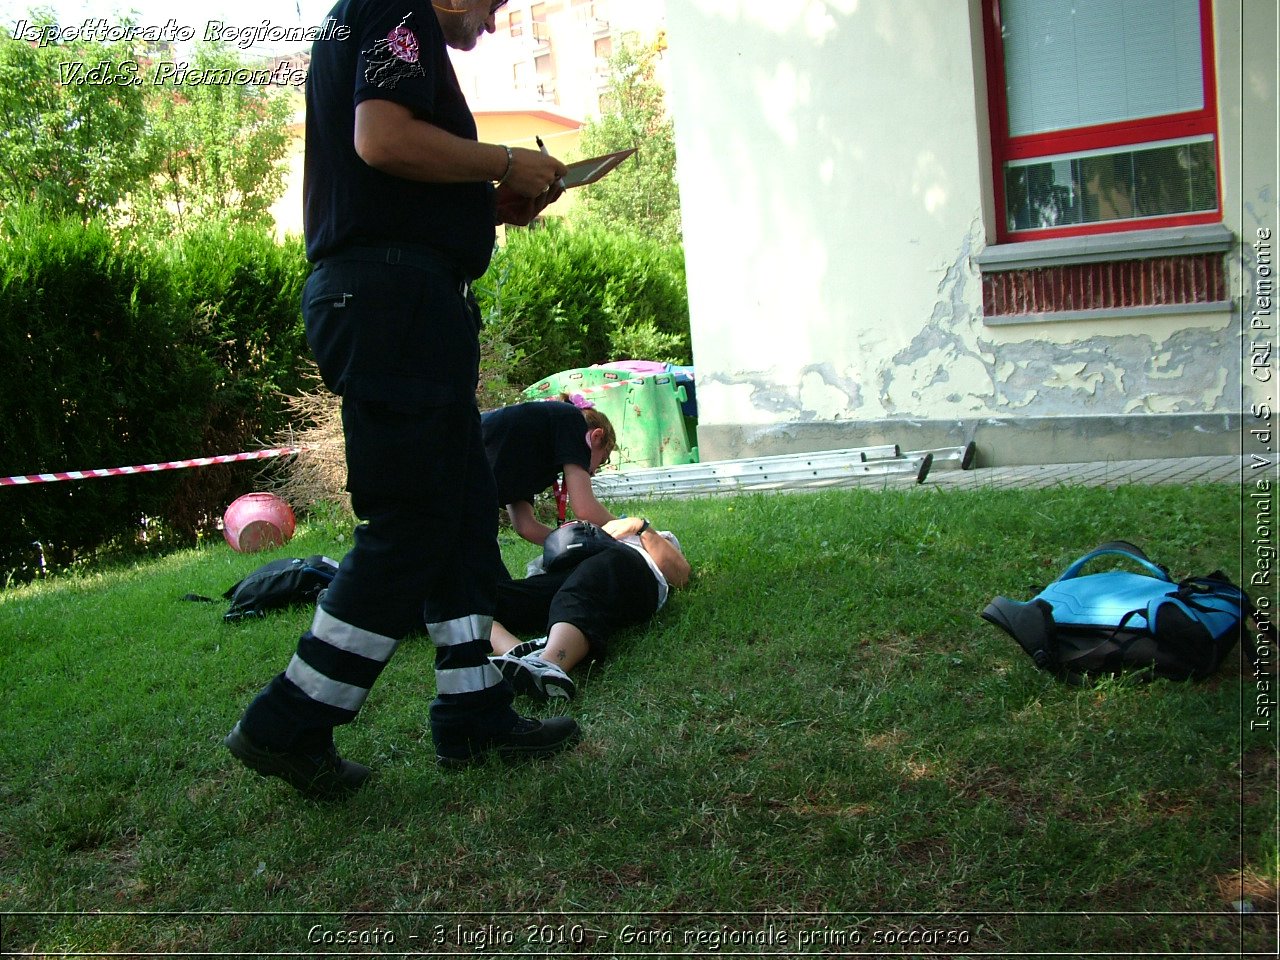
[130,44,293,230]
[0,24,292,229]
[573,39,681,246]
[0,204,217,573]
[0,27,154,220]
[0,202,312,574]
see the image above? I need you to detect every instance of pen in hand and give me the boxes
[537,135,566,192]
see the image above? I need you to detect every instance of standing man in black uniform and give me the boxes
[224,0,579,796]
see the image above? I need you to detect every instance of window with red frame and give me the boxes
[983,0,1222,243]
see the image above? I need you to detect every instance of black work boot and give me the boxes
[224,723,371,798]
[436,714,581,769]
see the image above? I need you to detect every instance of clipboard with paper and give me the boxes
[560,148,637,188]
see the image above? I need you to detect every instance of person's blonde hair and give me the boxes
[559,392,616,452]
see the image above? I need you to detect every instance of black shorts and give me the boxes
[494,546,660,659]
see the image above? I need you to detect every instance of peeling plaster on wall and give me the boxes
[1126,392,1203,416]
[1046,362,1104,394]
[1202,366,1231,410]
[800,361,862,416]
[702,361,863,424]
[879,224,990,415]
[700,218,1237,428]
[700,371,805,419]
[886,349,993,413]
[874,222,1239,418]
[1103,363,1126,393]
[1147,351,1186,380]
[749,383,805,414]
[991,327,1236,415]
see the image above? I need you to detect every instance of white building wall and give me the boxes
[665,0,1276,465]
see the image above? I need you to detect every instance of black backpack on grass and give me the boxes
[186,555,339,622]
[222,555,339,622]
[982,541,1249,685]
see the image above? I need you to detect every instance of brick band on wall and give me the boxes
[982,253,1227,318]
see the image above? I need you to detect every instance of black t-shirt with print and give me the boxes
[482,401,592,508]
[303,0,496,276]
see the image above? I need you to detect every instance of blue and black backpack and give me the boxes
[982,541,1252,684]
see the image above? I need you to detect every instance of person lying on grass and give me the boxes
[489,515,691,700]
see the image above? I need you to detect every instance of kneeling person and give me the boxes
[490,516,691,699]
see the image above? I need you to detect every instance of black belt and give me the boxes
[322,245,471,296]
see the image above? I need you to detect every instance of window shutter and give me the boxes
[1002,0,1204,137]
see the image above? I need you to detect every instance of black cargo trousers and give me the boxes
[237,246,516,761]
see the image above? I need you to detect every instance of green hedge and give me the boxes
[0,208,310,579]
[163,222,311,538]
[476,221,690,391]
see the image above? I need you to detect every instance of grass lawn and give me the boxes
[0,481,1274,955]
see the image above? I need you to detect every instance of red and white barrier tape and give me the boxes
[3,377,677,487]
[0,446,302,487]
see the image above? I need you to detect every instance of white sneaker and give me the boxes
[508,636,549,659]
[492,652,576,701]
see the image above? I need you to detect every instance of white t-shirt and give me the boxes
[617,531,682,609]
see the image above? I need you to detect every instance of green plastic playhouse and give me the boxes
[523,364,698,471]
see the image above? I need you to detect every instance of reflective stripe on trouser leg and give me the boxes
[237,608,401,751]
[283,607,401,713]
[428,614,505,697]
[427,611,513,758]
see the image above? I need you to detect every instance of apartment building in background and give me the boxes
[451,0,669,155]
